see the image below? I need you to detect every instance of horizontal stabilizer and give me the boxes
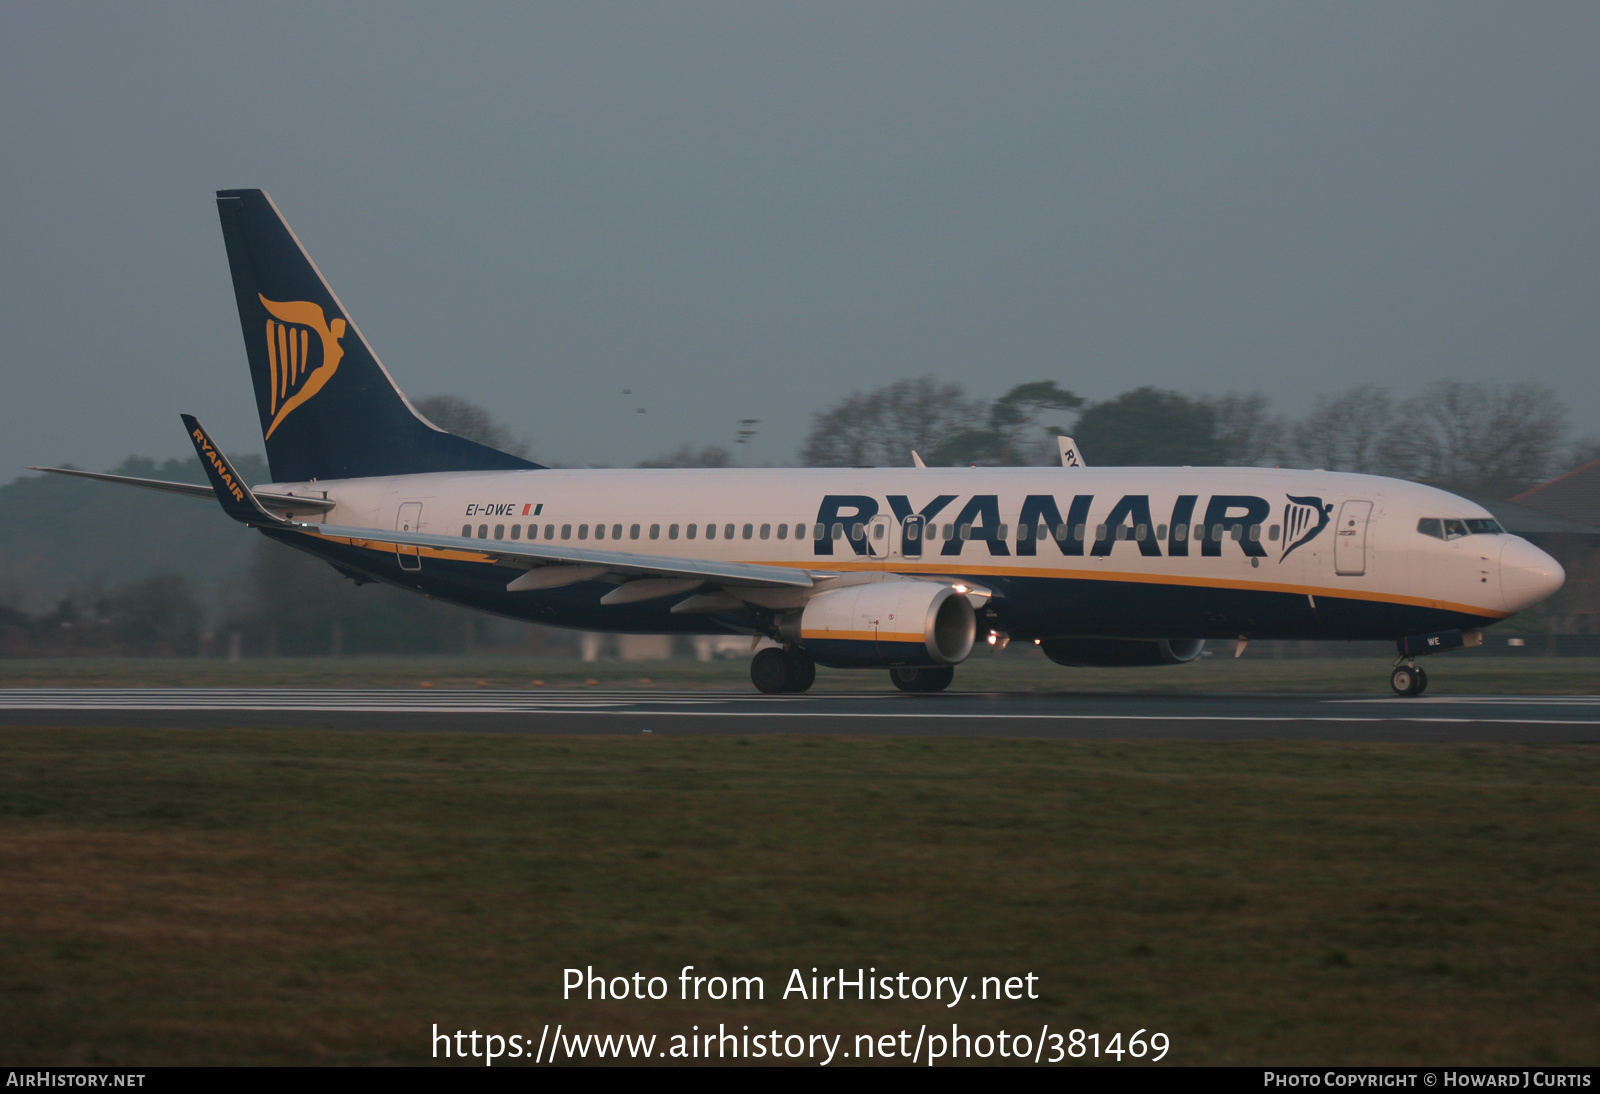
[26,466,335,514]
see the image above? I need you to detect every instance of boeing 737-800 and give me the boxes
[32,190,1566,695]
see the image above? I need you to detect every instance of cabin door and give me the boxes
[396,502,423,571]
[1333,500,1372,576]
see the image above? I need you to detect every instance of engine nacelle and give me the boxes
[1040,637,1205,667]
[787,581,976,669]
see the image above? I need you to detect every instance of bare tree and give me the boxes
[1205,393,1285,467]
[1287,385,1395,473]
[1377,380,1567,497]
[801,377,984,467]
[414,395,531,458]
[636,444,733,468]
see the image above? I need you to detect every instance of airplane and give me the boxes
[31,189,1566,696]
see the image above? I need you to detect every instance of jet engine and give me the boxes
[1040,637,1205,667]
[784,581,976,669]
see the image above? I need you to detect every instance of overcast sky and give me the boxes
[2,3,1596,475]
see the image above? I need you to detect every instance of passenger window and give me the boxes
[1248,524,1261,542]
[906,522,920,541]
[578,524,588,540]
[1268,524,1280,542]
[613,524,622,540]
[649,524,660,540]
[1017,523,1031,542]
[1095,524,1108,542]
[776,524,788,540]
[743,524,754,540]
[1073,524,1086,541]
[996,524,1008,540]
[872,523,884,540]
[494,524,505,540]
[593,524,604,540]
[561,524,572,540]
[629,524,640,540]
[668,524,679,540]
[687,524,698,540]
[1211,524,1224,542]
[1156,524,1167,541]
[461,524,471,537]
[959,524,972,541]
[1055,524,1068,541]
[706,523,716,540]
[1115,525,1128,541]
[851,523,865,541]
[814,524,826,541]
[1230,525,1243,541]
[833,523,845,540]
[1135,524,1148,541]
[544,525,555,540]
[478,525,488,539]
[511,525,521,540]
[759,524,770,540]
[1173,523,1187,542]
[725,523,736,540]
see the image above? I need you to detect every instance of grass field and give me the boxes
[0,652,1596,694]
[1,726,1596,1065]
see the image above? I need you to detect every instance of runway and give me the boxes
[1,688,1598,740]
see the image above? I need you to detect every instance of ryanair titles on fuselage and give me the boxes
[810,492,1329,561]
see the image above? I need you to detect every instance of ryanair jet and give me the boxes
[33,190,1566,695]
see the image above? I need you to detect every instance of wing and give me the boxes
[26,466,336,515]
[303,522,816,590]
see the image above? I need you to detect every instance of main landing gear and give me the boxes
[889,666,954,693]
[750,647,816,694]
[1390,661,1429,696]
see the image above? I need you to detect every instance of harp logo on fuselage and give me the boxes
[259,295,347,439]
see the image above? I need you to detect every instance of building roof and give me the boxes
[1511,458,1600,529]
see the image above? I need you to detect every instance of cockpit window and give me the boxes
[1419,516,1504,540]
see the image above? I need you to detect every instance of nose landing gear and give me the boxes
[1390,661,1429,696]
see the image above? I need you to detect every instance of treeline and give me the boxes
[0,541,574,659]
[797,378,1597,499]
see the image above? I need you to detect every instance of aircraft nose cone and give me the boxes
[1499,536,1564,613]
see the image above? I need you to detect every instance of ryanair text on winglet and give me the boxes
[191,426,245,502]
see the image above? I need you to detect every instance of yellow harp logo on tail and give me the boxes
[260,295,347,439]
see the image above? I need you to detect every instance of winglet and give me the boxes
[1057,435,1086,468]
[911,450,927,469]
[181,414,286,525]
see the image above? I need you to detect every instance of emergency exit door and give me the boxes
[1334,500,1372,576]
[396,502,423,571]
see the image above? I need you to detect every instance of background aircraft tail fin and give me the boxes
[214,189,541,482]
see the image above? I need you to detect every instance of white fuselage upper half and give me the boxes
[257,465,1564,638]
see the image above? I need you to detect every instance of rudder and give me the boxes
[215,189,540,481]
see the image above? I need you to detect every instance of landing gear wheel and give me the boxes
[1390,665,1426,696]
[751,648,795,694]
[889,666,955,693]
[785,650,816,693]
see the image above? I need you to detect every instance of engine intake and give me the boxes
[1040,637,1205,667]
[788,581,976,669]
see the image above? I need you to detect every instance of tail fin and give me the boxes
[214,189,541,481]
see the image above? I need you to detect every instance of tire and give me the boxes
[889,667,925,693]
[785,650,816,693]
[921,666,955,693]
[1390,666,1417,696]
[751,648,794,694]
[1411,667,1428,696]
